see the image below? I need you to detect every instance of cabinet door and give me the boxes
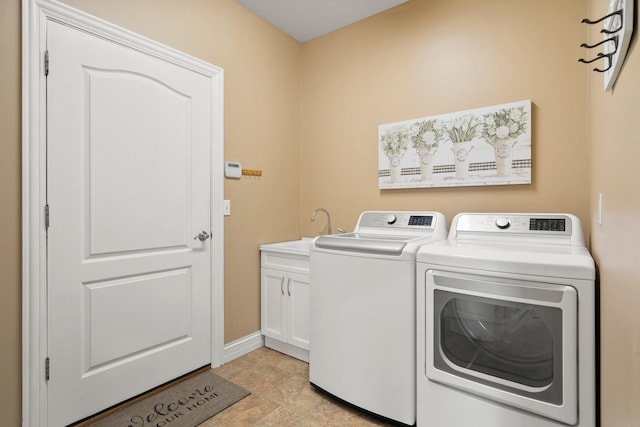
[261,269,287,341]
[286,272,310,350]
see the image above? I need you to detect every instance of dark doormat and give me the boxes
[89,371,250,427]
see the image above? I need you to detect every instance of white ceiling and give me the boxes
[234,0,409,43]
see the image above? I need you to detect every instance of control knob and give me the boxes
[495,217,511,229]
[387,214,397,225]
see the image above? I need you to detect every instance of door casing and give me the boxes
[21,1,225,425]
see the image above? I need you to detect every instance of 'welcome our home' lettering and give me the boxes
[128,384,220,427]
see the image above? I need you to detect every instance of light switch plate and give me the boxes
[598,193,603,225]
[224,200,231,216]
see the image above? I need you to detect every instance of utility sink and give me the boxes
[259,238,313,256]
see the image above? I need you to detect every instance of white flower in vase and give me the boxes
[411,119,444,181]
[481,106,529,176]
[444,115,483,179]
[380,125,410,183]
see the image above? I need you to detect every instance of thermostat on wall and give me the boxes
[225,161,242,178]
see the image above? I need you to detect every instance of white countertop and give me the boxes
[259,238,313,256]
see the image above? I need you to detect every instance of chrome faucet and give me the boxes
[311,208,332,235]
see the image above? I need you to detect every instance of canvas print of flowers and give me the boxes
[378,100,531,189]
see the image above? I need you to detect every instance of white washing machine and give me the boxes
[310,211,447,426]
[416,213,596,427]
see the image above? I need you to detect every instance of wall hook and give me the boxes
[580,35,619,52]
[578,52,607,64]
[581,9,622,25]
[578,53,614,72]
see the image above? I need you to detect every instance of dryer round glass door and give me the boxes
[425,270,578,425]
[439,294,560,396]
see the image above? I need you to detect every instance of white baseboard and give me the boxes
[222,331,264,364]
[264,337,309,363]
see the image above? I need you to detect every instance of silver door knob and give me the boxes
[194,231,211,241]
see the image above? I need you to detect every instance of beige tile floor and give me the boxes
[201,347,397,427]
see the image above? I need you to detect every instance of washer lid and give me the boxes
[314,233,413,255]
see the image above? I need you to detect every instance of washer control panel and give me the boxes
[357,211,436,229]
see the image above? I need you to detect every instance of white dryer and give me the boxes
[416,213,596,427]
[310,211,447,426]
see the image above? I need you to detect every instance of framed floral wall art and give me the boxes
[378,100,532,189]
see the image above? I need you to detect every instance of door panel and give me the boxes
[85,267,192,369]
[287,273,310,350]
[47,20,212,426]
[261,269,286,341]
[87,68,192,255]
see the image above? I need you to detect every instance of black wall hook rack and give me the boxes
[578,0,634,91]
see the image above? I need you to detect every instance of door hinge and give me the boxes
[45,204,50,230]
[44,50,49,76]
[45,357,50,381]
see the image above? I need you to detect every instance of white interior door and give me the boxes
[46,20,214,426]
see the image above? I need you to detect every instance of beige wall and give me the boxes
[300,0,590,236]
[587,0,640,425]
[3,0,640,425]
[0,0,22,425]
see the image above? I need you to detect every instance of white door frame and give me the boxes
[21,1,225,425]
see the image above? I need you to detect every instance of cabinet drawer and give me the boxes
[261,251,310,274]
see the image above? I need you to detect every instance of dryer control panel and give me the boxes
[492,216,568,232]
[528,217,567,232]
[454,213,575,237]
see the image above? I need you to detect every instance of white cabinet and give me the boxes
[260,240,311,362]
[261,269,310,348]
